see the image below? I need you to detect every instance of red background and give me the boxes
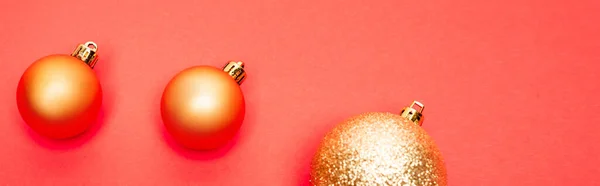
[1,0,599,185]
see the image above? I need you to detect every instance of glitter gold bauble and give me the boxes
[17,41,102,139]
[161,61,246,150]
[311,101,447,186]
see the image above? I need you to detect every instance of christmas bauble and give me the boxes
[161,61,246,150]
[311,101,447,186]
[16,42,102,139]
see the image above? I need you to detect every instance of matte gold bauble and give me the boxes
[161,62,246,150]
[311,101,447,186]
[16,42,102,139]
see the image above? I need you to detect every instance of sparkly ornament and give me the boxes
[161,61,246,150]
[17,41,102,139]
[310,101,447,186]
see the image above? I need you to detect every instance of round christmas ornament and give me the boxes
[161,61,246,150]
[17,41,103,139]
[310,101,447,186]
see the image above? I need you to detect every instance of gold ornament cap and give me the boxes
[400,101,424,126]
[71,41,99,68]
[223,61,246,85]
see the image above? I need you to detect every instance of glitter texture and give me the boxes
[310,112,447,186]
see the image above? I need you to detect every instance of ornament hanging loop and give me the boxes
[71,41,98,69]
[223,61,246,85]
[400,101,424,126]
